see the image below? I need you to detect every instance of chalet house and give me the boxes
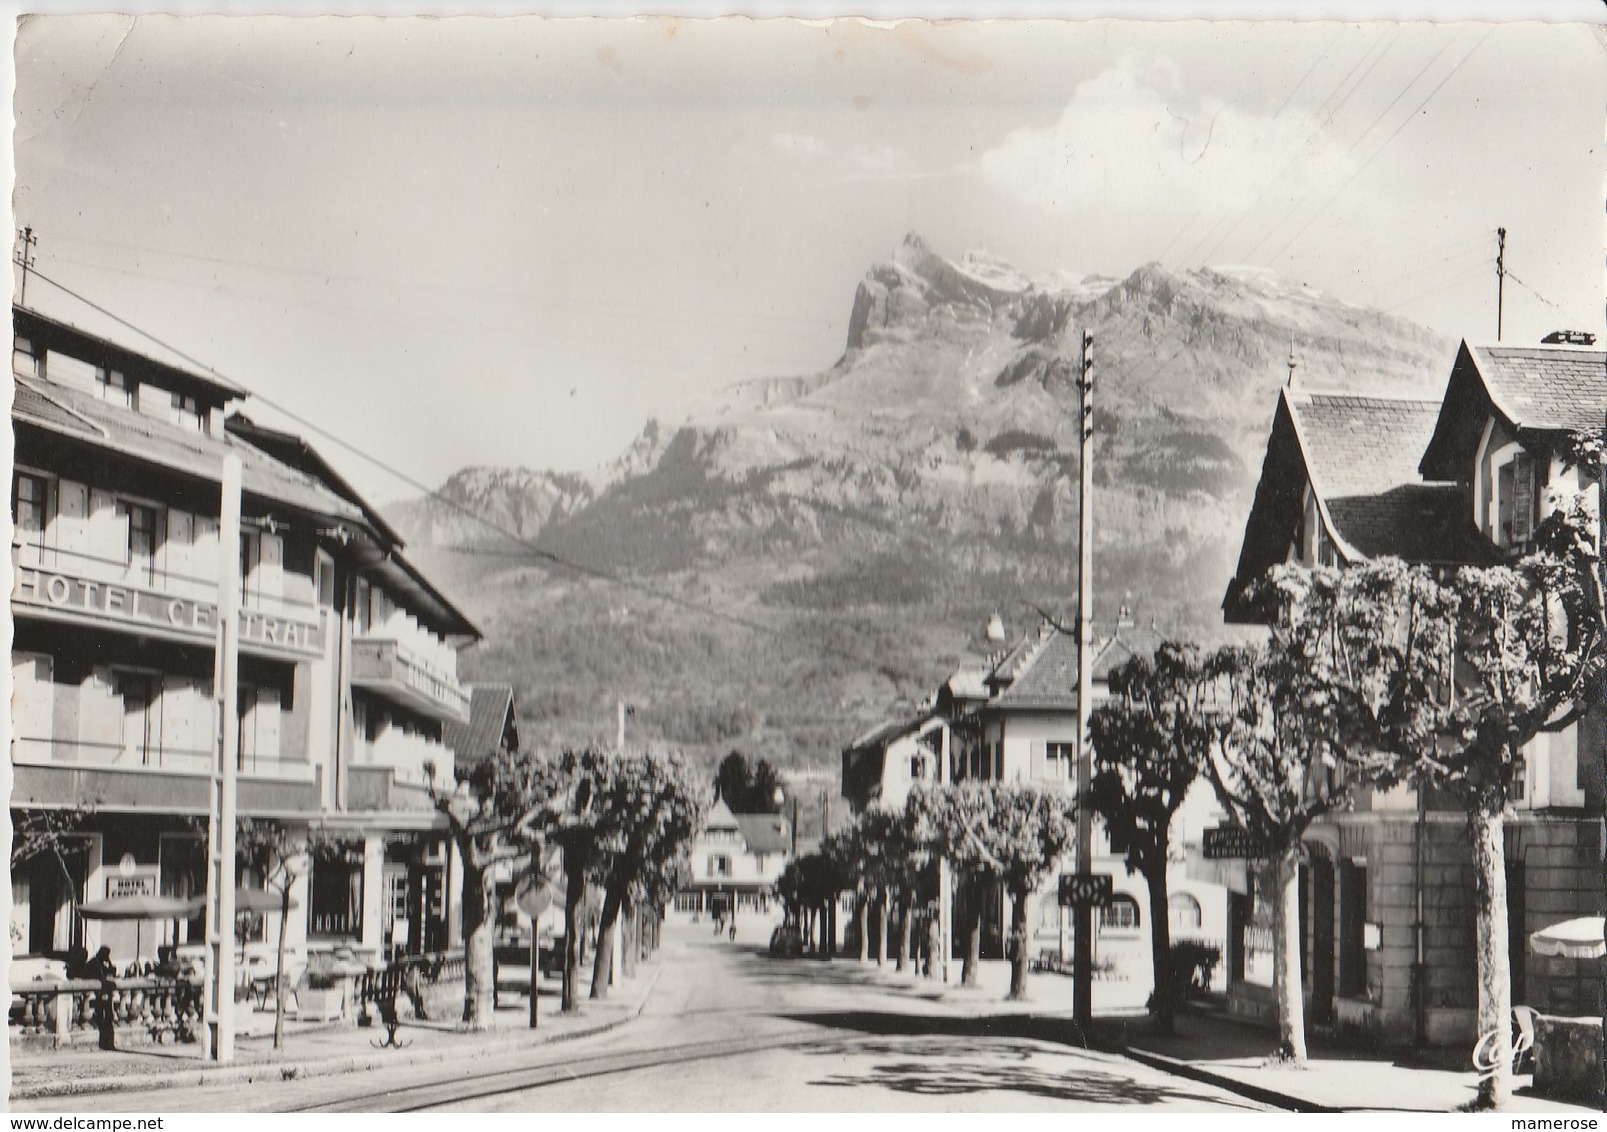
[675,797,794,917]
[842,617,1229,983]
[10,305,480,977]
[1216,339,1606,1046]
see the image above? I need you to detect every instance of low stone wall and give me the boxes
[1534,1015,1603,1105]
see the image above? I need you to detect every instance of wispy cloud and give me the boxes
[974,55,1355,227]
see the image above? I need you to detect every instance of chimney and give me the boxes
[1541,330,1597,346]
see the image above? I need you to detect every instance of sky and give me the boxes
[10,7,1605,503]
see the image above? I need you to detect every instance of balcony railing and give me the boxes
[349,637,470,724]
[11,737,315,781]
[11,539,323,659]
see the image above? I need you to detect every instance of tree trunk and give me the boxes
[459,853,497,1030]
[590,883,623,1000]
[877,891,890,966]
[273,883,291,1049]
[896,895,912,974]
[1470,809,1513,1110]
[561,847,587,1014]
[621,899,638,979]
[857,892,870,963]
[1143,858,1175,1035]
[961,880,982,987]
[1271,846,1307,1062]
[1007,888,1030,1001]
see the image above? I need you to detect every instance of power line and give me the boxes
[19,265,919,688]
[1504,271,1573,318]
[1261,27,1495,269]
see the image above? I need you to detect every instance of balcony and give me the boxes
[11,539,323,660]
[349,637,470,724]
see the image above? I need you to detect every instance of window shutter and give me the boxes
[1511,452,1535,543]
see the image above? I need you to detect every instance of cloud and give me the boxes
[771,132,826,159]
[974,55,1356,231]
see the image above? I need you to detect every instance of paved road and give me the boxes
[19,919,1269,1113]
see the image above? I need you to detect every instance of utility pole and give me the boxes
[1496,227,1507,342]
[205,454,242,1061]
[15,226,36,305]
[1073,331,1095,1030]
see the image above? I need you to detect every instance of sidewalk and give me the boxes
[8,957,665,1102]
[1092,1009,1602,1114]
[774,946,1600,1114]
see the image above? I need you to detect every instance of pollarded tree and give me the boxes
[587,752,703,998]
[920,782,1077,999]
[1212,563,1412,1063]
[425,749,553,1029]
[1086,642,1212,1034]
[978,786,1078,1001]
[1344,502,1606,1109]
[913,783,993,987]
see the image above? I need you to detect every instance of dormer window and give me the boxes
[97,368,132,409]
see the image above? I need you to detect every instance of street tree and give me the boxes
[912,784,991,987]
[980,786,1078,1000]
[1341,502,1606,1109]
[1086,642,1213,1033]
[235,818,346,1048]
[587,751,703,998]
[425,749,552,1029]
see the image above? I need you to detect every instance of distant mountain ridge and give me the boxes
[387,234,1453,769]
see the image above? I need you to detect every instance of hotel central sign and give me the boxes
[13,566,323,656]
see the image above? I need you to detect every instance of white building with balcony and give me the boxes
[9,305,480,978]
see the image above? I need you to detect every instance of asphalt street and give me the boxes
[16,917,1271,1113]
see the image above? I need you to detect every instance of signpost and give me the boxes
[515,871,555,1030]
[1203,824,1271,861]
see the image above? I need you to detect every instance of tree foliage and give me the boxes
[1086,641,1212,1031]
[425,748,554,1029]
[713,750,786,814]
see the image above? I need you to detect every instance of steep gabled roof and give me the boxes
[980,620,1169,712]
[1225,387,1490,621]
[705,797,740,831]
[1420,341,1607,480]
[443,684,518,768]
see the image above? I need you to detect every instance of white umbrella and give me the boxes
[1528,916,1605,960]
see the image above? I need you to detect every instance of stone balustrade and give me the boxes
[9,978,204,1049]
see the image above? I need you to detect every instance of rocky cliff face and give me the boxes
[395,236,1453,766]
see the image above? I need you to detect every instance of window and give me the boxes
[309,843,365,938]
[13,472,47,538]
[1044,742,1074,783]
[1496,450,1539,547]
[116,670,161,765]
[1038,899,1062,932]
[1100,895,1141,932]
[1168,893,1203,932]
[238,684,282,771]
[97,368,132,409]
[1338,861,1367,997]
[315,550,336,608]
[171,392,207,433]
[118,500,160,579]
[709,854,732,877]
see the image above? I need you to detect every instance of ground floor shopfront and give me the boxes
[1196,809,1602,1048]
[10,803,460,977]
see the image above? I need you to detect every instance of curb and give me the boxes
[1111,1043,1335,1114]
[12,959,667,1102]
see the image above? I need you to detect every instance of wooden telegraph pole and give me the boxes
[1073,331,1095,1029]
[205,454,242,1061]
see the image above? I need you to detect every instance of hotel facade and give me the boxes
[10,305,479,974]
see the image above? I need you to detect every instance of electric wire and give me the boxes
[18,265,918,687]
